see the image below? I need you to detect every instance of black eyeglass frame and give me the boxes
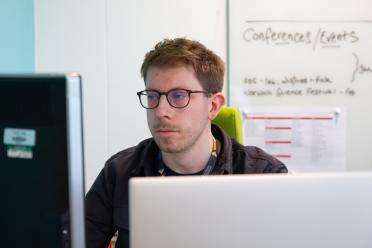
[136,89,211,109]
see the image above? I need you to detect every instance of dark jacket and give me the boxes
[85,125,287,248]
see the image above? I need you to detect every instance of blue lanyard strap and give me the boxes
[158,137,218,176]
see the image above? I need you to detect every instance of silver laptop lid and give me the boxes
[130,172,372,248]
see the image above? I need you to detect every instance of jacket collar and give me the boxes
[211,124,234,175]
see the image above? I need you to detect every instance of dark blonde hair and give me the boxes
[140,38,224,93]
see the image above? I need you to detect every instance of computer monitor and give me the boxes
[0,74,85,248]
[130,172,372,248]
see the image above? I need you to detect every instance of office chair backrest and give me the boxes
[212,106,243,144]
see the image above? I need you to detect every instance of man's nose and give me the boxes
[154,95,172,117]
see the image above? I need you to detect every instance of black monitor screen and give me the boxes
[0,76,71,247]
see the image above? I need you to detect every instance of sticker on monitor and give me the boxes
[3,128,36,159]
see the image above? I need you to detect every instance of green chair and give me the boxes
[212,106,243,144]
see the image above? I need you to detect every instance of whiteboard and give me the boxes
[228,0,372,171]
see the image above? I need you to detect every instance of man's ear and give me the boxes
[208,93,225,120]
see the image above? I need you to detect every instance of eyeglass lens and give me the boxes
[140,89,190,108]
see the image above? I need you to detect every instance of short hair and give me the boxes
[140,38,225,93]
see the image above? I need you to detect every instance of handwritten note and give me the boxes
[242,25,359,50]
[230,22,372,103]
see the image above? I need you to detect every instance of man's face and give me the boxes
[145,65,211,153]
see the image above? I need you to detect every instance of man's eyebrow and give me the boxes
[145,87,192,92]
[144,87,158,91]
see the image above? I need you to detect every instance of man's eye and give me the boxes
[147,94,158,101]
[171,92,187,100]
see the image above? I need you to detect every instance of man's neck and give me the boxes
[161,132,214,174]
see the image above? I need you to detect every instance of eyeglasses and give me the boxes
[137,89,210,109]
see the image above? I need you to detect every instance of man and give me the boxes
[85,37,288,248]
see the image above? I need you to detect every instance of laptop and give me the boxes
[0,74,85,248]
[130,172,372,248]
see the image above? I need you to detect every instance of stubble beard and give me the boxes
[153,131,192,153]
[152,126,206,154]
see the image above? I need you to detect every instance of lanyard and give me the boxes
[158,137,218,176]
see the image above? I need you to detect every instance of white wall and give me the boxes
[34,0,227,190]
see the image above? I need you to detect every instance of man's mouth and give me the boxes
[154,126,179,136]
[156,128,177,133]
